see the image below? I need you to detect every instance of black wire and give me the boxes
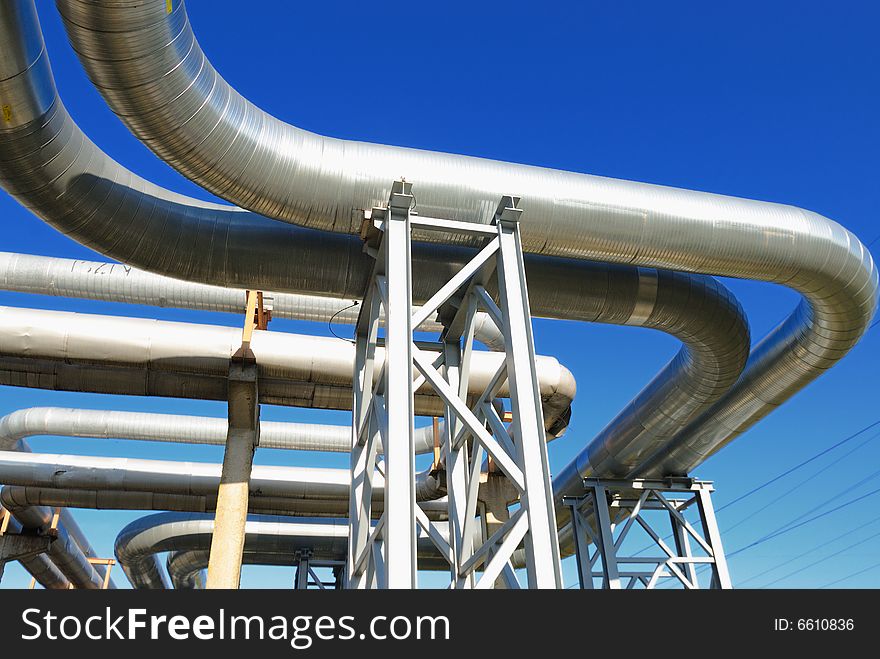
[328,301,360,344]
[759,527,880,588]
[628,417,880,558]
[715,418,880,514]
[721,428,880,536]
[726,484,880,558]
[750,465,880,541]
[820,559,880,588]
[867,233,880,248]
[737,512,880,586]
[654,485,880,589]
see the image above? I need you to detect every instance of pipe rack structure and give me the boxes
[0,0,875,588]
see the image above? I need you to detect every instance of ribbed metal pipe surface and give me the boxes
[0,306,575,430]
[50,0,879,479]
[2,1,874,522]
[117,513,465,589]
[0,2,758,481]
[0,450,447,504]
[0,406,439,455]
[0,251,506,351]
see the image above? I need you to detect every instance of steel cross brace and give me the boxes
[345,180,562,589]
[563,477,732,589]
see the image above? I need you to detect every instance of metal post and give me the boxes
[346,287,382,589]
[442,338,475,588]
[294,549,312,590]
[564,497,594,590]
[381,185,418,588]
[670,509,699,587]
[206,361,259,589]
[495,214,563,589]
[696,486,733,589]
[591,484,621,589]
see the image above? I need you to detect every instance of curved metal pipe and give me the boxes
[116,514,349,589]
[167,550,335,590]
[117,513,463,589]
[53,0,877,481]
[0,2,755,478]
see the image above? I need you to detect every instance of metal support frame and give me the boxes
[293,551,342,590]
[564,478,732,589]
[88,557,116,590]
[0,533,52,584]
[346,180,562,589]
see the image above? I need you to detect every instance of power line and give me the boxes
[721,428,880,536]
[727,484,880,558]
[327,301,359,343]
[627,418,880,559]
[737,512,880,586]
[820,560,880,588]
[749,465,880,541]
[654,486,880,588]
[759,527,880,588]
[714,418,880,514]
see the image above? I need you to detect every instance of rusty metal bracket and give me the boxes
[234,289,272,362]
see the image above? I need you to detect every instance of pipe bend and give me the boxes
[11,1,869,502]
[52,0,876,474]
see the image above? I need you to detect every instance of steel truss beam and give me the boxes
[564,478,732,589]
[346,181,562,589]
[293,550,344,590]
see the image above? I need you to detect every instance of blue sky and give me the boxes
[1,0,878,588]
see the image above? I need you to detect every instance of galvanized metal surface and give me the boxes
[51,0,877,481]
[0,1,758,485]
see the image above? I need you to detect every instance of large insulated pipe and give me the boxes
[117,513,465,589]
[0,450,443,504]
[0,485,451,521]
[0,306,576,432]
[116,514,350,589]
[0,252,505,351]
[3,431,117,588]
[167,550,332,590]
[54,0,877,479]
[0,406,440,455]
[3,500,105,588]
[0,2,754,477]
[0,408,394,584]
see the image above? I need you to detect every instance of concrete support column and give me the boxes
[206,361,259,589]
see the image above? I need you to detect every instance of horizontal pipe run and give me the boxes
[0,251,506,351]
[0,306,575,433]
[0,406,440,455]
[0,1,756,485]
[0,450,446,503]
[52,0,876,481]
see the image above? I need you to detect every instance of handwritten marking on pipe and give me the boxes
[2,105,12,124]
